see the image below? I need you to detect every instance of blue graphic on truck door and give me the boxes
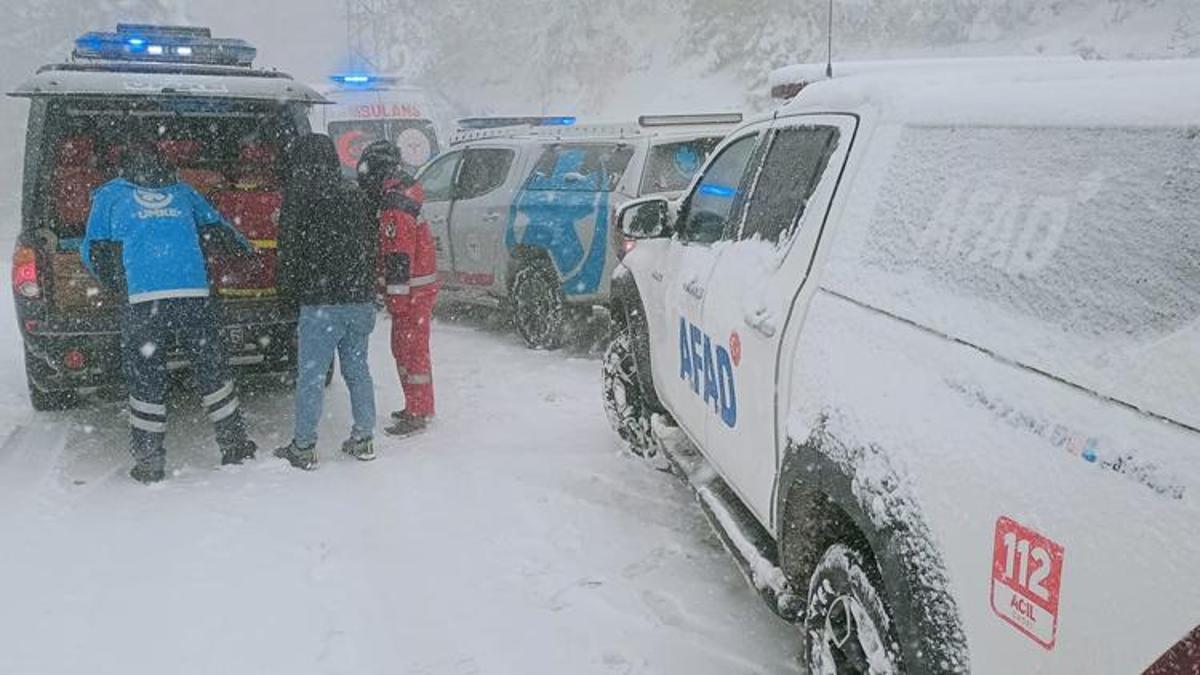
[506,144,632,296]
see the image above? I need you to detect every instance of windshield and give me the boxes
[640,136,722,194]
[524,143,634,192]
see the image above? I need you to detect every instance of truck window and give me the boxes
[740,125,839,245]
[456,149,515,200]
[639,137,722,195]
[419,152,461,202]
[677,133,760,245]
[525,143,634,193]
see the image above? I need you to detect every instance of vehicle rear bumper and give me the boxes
[21,299,298,394]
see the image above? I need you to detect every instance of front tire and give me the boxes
[510,259,567,350]
[803,543,904,675]
[602,328,658,457]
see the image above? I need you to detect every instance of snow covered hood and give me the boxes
[9,64,328,104]
[775,57,1200,127]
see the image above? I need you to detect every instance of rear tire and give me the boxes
[803,543,904,675]
[510,259,567,350]
[602,328,659,457]
[24,364,79,412]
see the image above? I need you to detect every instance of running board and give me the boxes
[652,416,801,621]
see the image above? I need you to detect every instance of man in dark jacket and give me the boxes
[82,143,258,483]
[275,133,379,469]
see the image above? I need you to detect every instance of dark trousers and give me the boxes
[121,296,248,468]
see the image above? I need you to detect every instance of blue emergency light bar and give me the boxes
[73,24,257,67]
[457,116,577,130]
[329,73,402,88]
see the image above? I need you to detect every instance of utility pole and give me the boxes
[344,0,405,72]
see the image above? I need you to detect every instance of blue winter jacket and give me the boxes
[81,179,250,304]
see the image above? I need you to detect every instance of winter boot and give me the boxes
[221,439,258,466]
[274,441,318,471]
[341,436,376,462]
[129,462,166,484]
[384,412,431,438]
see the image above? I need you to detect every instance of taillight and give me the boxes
[63,349,87,371]
[12,246,41,299]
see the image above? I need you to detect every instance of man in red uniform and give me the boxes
[357,141,439,436]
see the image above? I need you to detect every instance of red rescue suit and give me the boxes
[379,176,438,417]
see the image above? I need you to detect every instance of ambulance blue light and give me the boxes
[543,116,576,126]
[127,38,146,46]
[331,74,377,87]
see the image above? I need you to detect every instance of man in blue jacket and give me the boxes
[82,144,258,483]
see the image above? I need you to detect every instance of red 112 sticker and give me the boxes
[990,516,1065,649]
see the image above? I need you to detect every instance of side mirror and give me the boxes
[618,197,671,240]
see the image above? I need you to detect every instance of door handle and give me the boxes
[753,320,777,339]
[683,280,705,300]
[483,213,501,223]
[743,308,777,338]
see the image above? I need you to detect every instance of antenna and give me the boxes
[825,0,834,79]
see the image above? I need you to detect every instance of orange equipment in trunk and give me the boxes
[209,144,282,297]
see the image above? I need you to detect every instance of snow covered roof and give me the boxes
[775,57,1200,127]
[9,63,328,104]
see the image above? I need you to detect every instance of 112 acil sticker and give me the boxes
[990,516,1065,649]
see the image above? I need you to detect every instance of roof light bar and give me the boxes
[329,73,402,88]
[457,116,577,130]
[72,24,256,67]
[638,113,743,127]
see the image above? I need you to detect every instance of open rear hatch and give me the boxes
[23,95,305,309]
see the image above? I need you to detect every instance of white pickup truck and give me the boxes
[603,58,1200,674]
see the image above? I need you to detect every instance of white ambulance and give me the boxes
[605,58,1200,674]
[313,74,444,177]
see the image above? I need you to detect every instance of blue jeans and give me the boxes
[294,304,376,447]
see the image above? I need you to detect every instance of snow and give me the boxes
[697,486,790,599]
[0,244,800,674]
[781,57,1200,127]
[820,117,1200,431]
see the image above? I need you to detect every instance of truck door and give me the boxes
[508,143,634,299]
[648,129,768,445]
[416,150,462,287]
[699,115,857,524]
[448,146,518,293]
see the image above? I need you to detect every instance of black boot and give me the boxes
[221,439,258,466]
[130,463,166,484]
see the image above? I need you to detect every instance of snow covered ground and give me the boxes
[0,251,800,674]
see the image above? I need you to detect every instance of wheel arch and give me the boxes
[610,270,665,413]
[776,416,971,674]
[506,244,558,291]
